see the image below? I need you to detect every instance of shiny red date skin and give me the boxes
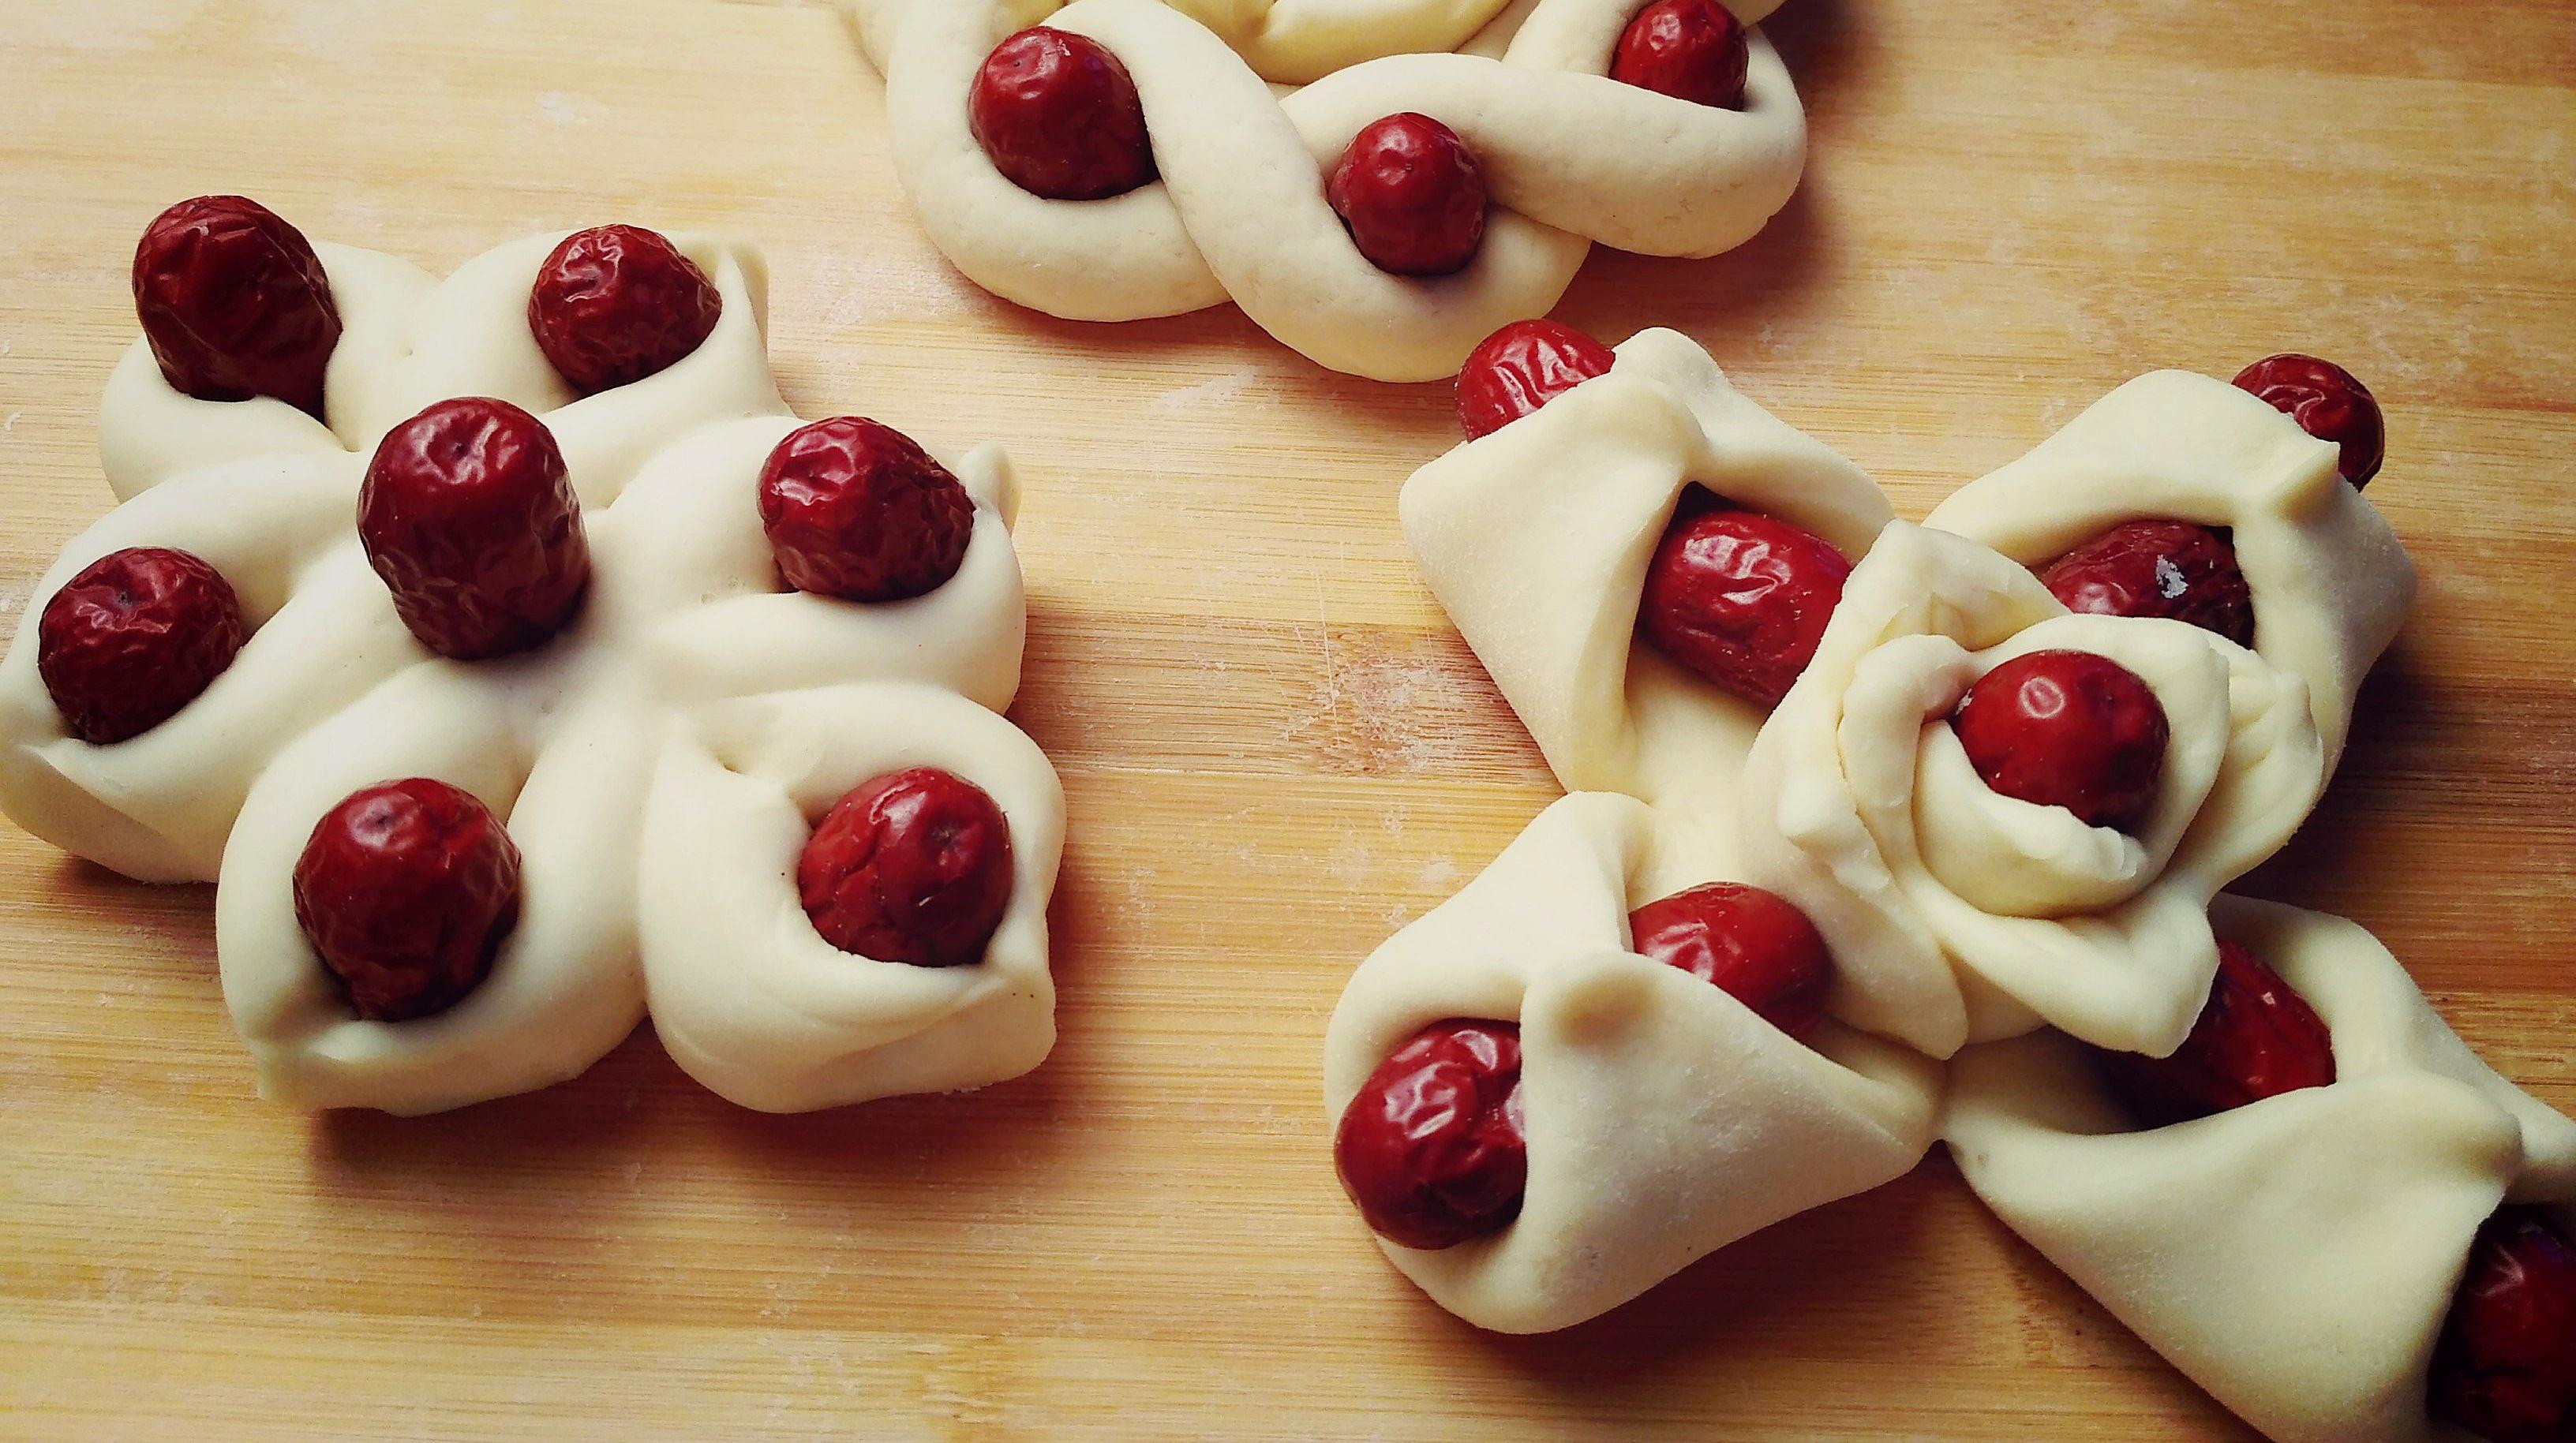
[1327,112,1488,278]
[1953,649,2170,835]
[1638,493,1852,708]
[2092,940,2336,1128]
[133,195,342,419]
[798,767,1015,968]
[2232,353,2385,489]
[758,417,975,602]
[1455,319,1616,439]
[1628,880,1833,1042]
[37,547,249,746]
[358,398,591,661]
[1610,0,1751,110]
[1335,1019,1526,1251]
[2042,519,2257,649]
[970,28,1157,201]
[527,225,722,396]
[292,778,521,1022]
[2431,1206,2576,1443]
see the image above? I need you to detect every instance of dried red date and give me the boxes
[1628,880,1833,1041]
[1455,319,1616,439]
[527,225,721,395]
[292,778,521,1022]
[798,767,1015,967]
[37,547,248,745]
[1334,1019,1526,1250]
[358,398,590,660]
[1611,0,1751,110]
[133,195,342,419]
[1327,113,1488,278]
[2232,353,2385,489]
[1638,493,1852,708]
[2091,940,2336,1127]
[758,417,975,603]
[2042,520,2256,649]
[969,28,1157,201]
[1953,649,2169,835]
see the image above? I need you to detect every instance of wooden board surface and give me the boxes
[2,1,2572,1437]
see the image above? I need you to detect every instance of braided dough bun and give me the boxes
[1324,790,1939,1333]
[1399,327,1890,875]
[849,0,1806,380]
[1924,369,2416,771]
[1736,521,2330,1061]
[1945,895,2576,1443]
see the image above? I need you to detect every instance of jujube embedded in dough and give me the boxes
[758,417,975,603]
[1627,880,1833,1041]
[1638,493,1853,708]
[1334,1019,1527,1250]
[2431,1207,2576,1443]
[290,777,522,1023]
[2088,939,2336,1127]
[1611,0,1751,110]
[1952,649,2170,836]
[2231,353,2385,489]
[2041,519,2256,648]
[1327,113,1490,278]
[969,27,1157,201]
[37,547,248,746]
[358,398,593,661]
[1454,318,1615,439]
[526,225,723,396]
[132,195,342,420]
[797,766,1016,968]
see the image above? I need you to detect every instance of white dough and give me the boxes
[3,230,1056,1115]
[1945,895,2576,1443]
[1324,791,1941,1333]
[1400,327,1891,880]
[1736,521,2330,1060]
[850,0,1806,380]
[1923,369,2416,770]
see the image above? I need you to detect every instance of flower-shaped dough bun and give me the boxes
[1944,895,2576,1443]
[1399,327,1891,875]
[1736,521,2329,1060]
[640,682,1065,1113]
[1924,368,2416,769]
[851,0,1806,380]
[1324,790,1940,1334]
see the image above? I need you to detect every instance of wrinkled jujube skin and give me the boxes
[2430,1206,2576,1443]
[1610,0,1751,110]
[970,28,1158,201]
[1334,1019,1527,1250]
[1953,649,2170,835]
[1327,112,1488,278]
[2232,353,2385,489]
[133,195,342,419]
[1627,880,1833,1042]
[797,767,1016,968]
[2042,519,2257,649]
[358,398,591,660]
[1638,492,1852,708]
[2091,940,2337,1128]
[291,777,522,1022]
[37,547,249,746]
[1455,319,1616,439]
[758,417,975,603]
[526,225,722,396]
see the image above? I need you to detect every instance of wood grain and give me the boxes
[2,1,2570,1437]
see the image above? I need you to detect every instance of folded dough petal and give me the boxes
[1324,791,1941,1333]
[1923,369,2415,771]
[1737,521,2327,1059]
[1944,895,2576,1443]
[638,683,1065,1112]
[1399,327,1893,874]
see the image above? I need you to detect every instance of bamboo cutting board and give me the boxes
[2,2,2571,1437]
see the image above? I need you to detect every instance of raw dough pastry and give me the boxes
[1923,368,2416,770]
[0,231,1062,1116]
[1736,521,2331,1061]
[1399,326,1892,876]
[850,0,1806,380]
[1945,895,2576,1443]
[1324,790,1941,1333]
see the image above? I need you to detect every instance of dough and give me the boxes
[1923,368,2416,771]
[1399,327,1892,879]
[1324,790,1941,1333]
[850,0,1806,381]
[1735,521,2330,1060]
[2,230,1059,1116]
[1945,895,2576,1443]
